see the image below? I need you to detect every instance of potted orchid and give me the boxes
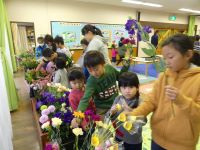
[125,17,165,72]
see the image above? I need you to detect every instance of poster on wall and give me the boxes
[51,21,129,49]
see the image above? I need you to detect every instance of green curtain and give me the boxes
[0,0,18,111]
[188,15,196,36]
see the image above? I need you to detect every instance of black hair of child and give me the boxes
[55,57,66,69]
[68,67,85,82]
[81,24,103,37]
[161,34,200,66]
[118,37,125,47]
[195,35,200,41]
[42,48,54,58]
[83,51,105,67]
[54,35,64,45]
[80,38,89,46]
[44,34,53,44]
[118,72,140,99]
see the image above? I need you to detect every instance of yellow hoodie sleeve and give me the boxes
[175,89,200,121]
[129,73,164,116]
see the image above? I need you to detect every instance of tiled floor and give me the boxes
[12,71,40,150]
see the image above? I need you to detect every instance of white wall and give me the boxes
[5,0,188,39]
[141,10,188,24]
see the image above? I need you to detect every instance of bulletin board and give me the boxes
[51,21,129,49]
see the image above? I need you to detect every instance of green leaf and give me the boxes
[141,48,155,57]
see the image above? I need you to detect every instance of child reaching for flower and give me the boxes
[108,72,146,150]
[68,68,95,129]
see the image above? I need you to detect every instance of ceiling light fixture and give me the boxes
[179,8,200,14]
[121,0,163,8]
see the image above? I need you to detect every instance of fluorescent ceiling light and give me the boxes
[179,8,200,14]
[121,0,163,7]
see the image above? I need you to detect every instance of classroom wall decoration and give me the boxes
[51,21,129,49]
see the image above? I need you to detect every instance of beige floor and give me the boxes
[12,71,40,150]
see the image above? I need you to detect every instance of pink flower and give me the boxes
[95,146,103,150]
[39,115,49,124]
[122,38,130,44]
[130,39,135,45]
[105,140,112,147]
[41,109,50,116]
[48,105,56,113]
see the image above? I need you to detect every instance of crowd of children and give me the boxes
[33,25,200,150]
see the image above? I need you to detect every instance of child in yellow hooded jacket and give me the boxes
[126,34,200,150]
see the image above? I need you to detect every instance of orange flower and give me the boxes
[73,111,85,119]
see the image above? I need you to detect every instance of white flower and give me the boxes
[72,128,83,136]
[55,83,61,87]
[61,103,66,107]
[33,86,37,90]
[47,83,51,86]
[51,117,62,127]
[41,121,50,129]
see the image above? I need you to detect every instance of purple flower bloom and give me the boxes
[45,144,52,150]
[143,26,151,33]
[125,19,138,31]
[54,112,62,118]
[84,110,95,116]
[48,105,56,113]
[36,101,43,110]
[45,95,55,104]
[39,115,49,124]
[137,31,142,41]
[41,109,50,116]
[128,29,135,35]
[59,97,65,103]
[63,111,73,123]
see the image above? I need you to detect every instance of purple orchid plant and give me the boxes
[125,17,165,72]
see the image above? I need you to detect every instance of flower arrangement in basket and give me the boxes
[37,82,74,149]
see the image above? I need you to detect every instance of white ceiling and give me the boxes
[76,0,200,15]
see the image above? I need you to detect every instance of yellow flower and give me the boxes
[72,128,83,136]
[91,135,100,147]
[102,123,109,129]
[73,111,85,119]
[116,104,121,111]
[127,116,136,122]
[40,105,48,111]
[57,88,62,92]
[123,121,133,131]
[95,121,104,127]
[51,117,62,127]
[117,113,126,122]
